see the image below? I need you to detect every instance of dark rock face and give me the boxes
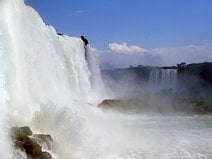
[33,134,53,150]
[10,126,52,159]
[80,36,89,46]
[57,33,64,36]
[177,62,212,94]
[190,97,208,114]
[20,126,33,136]
[98,99,143,113]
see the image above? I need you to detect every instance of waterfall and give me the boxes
[0,0,104,158]
[148,68,177,91]
[148,69,160,85]
[86,47,105,94]
[0,0,106,108]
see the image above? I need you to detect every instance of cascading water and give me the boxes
[148,68,177,91]
[148,69,161,86]
[0,0,104,158]
[0,1,212,159]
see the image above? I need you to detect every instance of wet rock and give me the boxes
[98,99,144,113]
[33,134,53,150]
[10,126,53,159]
[98,99,122,108]
[40,151,52,159]
[189,97,208,114]
[196,105,207,114]
[57,33,64,36]
[195,101,208,114]
[20,126,33,136]
[80,35,89,46]
[23,139,42,158]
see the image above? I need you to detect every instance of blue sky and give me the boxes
[26,0,212,68]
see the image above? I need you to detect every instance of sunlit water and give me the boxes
[80,110,212,159]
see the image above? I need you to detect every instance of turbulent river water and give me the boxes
[79,108,212,159]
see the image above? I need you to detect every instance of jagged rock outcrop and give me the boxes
[98,99,144,113]
[33,134,53,150]
[10,126,53,159]
[80,36,89,46]
[98,93,209,114]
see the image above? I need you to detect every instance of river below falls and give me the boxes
[82,111,212,159]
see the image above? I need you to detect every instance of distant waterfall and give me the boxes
[148,69,161,85]
[148,69,177,91]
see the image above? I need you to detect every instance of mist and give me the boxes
[100,63,212,115]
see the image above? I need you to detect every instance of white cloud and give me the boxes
[99,43,212,69]
[151,44,212,65]
[108,43,148,54]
